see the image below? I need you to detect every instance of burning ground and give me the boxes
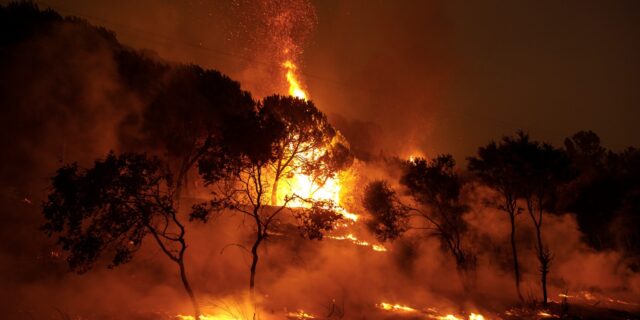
[1,2,640,320]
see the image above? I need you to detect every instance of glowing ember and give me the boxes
[377,302,417,312]
[176,314,239,320]
[340,210,359,222]
[328,233,387,252]
[283,60,307,100]
[287,310,315,319]
[429,314,485,320]
[377,302,485,320]
[556,291,639,307]
[380,304,488,320]
[582,291,596,301]
[537,311,559,318]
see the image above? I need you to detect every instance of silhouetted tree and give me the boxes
[468,132,530,302]
[362,155,474,273]
[561,130,620,250]
[606,147,640,262]
[294,198,345,241]
[562,131,640,264]
[519,141,571,306]
[42,153,201,319]
[400,155,475,271]
[363,180,410,242]
[564,130,606,175]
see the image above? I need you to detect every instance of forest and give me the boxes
[1,2,639,320]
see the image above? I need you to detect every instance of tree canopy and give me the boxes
[43,152,175,272]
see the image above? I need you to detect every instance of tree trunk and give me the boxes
[528,198,550,307]
[178,260,201,320]
[147,225,201,320]
[271,177,280,206]
[175,154,192,201]
[541,257,549,306]
[249,233,264,303]
[535,219,549,306]
[509,212,524,302]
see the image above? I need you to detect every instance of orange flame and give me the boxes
[328,233,387,252]
[276,59,362,225]
[283,60,307,100]
[377,302,416,312]
[377,302,487,320]
[176,315,239,320]
[469,314,486,320]
[287,310,315,319]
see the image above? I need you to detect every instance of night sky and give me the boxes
[16,0,640,159]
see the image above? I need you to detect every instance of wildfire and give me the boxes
[429,313,486,320]
[285,164,341,208]
[377,302,487,320]
[469,314,485,320]
[377,302,417,312]
[327,233,387,252]
[276,58,363,226]
[430,315,484,320]
[286,310,315,319]
[554,291,639,308]
[177,308,317,320]
[536,311,559,318]
[176,315,239,320]
[405,150,426,162]
[283,60,307,100]
[276,148,359,223]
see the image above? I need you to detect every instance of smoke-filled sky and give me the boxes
[13,0,640,159]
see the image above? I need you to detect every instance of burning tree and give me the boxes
[191,95,347,304]
[262,95,353,206]
[42,153,202,319]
